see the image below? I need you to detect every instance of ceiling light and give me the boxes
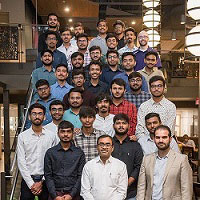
[143,0,160,8]
[171,31,176,41]
[143,10,161,28]
[64,7,70,12]
[131,21,136,25]
[147,29,160,47]
[187,0,200,21]
[68,18,73,23]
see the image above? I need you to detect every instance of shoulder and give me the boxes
[94,128,106,136]
[162,98,176,108]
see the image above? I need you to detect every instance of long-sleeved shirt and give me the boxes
[81,156,128,200]
[17,127,57,188]
[44,143,85,199]
[112,136,143,198]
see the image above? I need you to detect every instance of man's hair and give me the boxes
[183,134,189,138]
[28,103,46,115]
[58,120,74,132]
[113,20,125,28]
[79,106,96,118]
[45,31,58,40]
[97,134,113,145]
[35,79,49,89]
[41,49,53,57]
[97,19,107,27]
[55,63,68,72]
[71,52,84,60]
[125,27,136,35]
[89,61,102,71]
[111,78,126,89]
[68,87,83,99]
[47,13,58,20]
[49,100,64,110]
[61,27,72,35]
[145,51,158,59]
[149,76,166,87]
[154,125,172,137]
[113,113,129,124]
[95,93,112,106]
[106,49,119,58]
[89,46,102,53]
[145,113,161,123]
[128,72,142,80]
[105,33,119,42]
[76,33,88,41]
[74,22,84,29]
[122,52,136,61]
[72,69,85,79]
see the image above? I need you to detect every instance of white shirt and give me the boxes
[17,127,57,188]
[44,122,60,143]
[93,114,115,137]
[70,37,78,48]
[81,156,128,200]
[118,44,138,56]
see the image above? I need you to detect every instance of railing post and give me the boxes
[1,172,6,200]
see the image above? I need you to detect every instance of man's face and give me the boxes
[96,98,110,114]
[77,37,88,50]
[61,31,72,44]
[107,53,119,67]
[122,55,136,71]
[37,84,51,100]
[111,83,125,99]
[46,34,57,49]
[125,31,136,44]
[58,128,73,143]
[50,105,64,121]
[90,49,101,61]
[97,137,113,159]
[72,74,85,87]
[55,66,68,81]
[80,115,95,128]
[150,80,164,98]
[113,119,129,136]
[106,37,118,50]
[129,77,142,92]
[114,24,124,35]
[29,108,45,126]
[154,129,171,151]
[146,116,161,134]
[71,55,84,69]
[138,32,149,47]
[89,64,102,80]
[144,54,157,69]
[97,21,108,34]
[47,15,58,28]
[68,92,83,108]
[74,26,84,36]
[41,52,53,66]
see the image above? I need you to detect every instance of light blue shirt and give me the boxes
[62,108,82,128]
[50,82,73,100]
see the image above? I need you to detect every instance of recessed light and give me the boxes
[70,27,74,31]
[68,18,73,22]
[65,7,70,12]
[131,21,136,25]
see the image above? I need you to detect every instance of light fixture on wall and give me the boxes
[180,14,186,25]
[143,10,160,28]
[187,0,200,21]
[171,31,177,41]
[143,0,160,8]
[64,7,70,12]
[68,18,73,23]
[147,29,160,47]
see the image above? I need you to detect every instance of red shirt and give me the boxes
[110,99,137,136]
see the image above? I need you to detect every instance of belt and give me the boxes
[31,175,43,182]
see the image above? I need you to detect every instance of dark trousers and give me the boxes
[48,191,81,200]
[20,179,49,200]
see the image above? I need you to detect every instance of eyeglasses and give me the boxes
[73,76,84,80]
[47,37,57,41]
[31,112,44,117]
[98,143,112,148]
[37,86,49,91]
[150,84,163,89]
[108,55,118,59]
[138,36,148,39]
[129,78,142,83]
[51,108,63,112]
[146,58,156,62]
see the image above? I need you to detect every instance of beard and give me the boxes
[156,142,170,151]
[42,60,53,66]
[114,128,129,136]
[131,84,142,92]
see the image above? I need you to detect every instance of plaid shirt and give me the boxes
[83,50,91,67]
[124,91,151,109]
[74,128,105,162]
[110,99,137,136]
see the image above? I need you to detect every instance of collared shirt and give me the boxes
[118,44,138,56]
[133,47,162,71]
[136,97,176,138]
[50,82,74,100]
[44,122,60,143]
[110,99,137,136]
[17,127,57,188]
[74,128,105,162]
[152,153,169,200]
[70,37,78,48]
[88,35,108,55]
[57,44,78,71]
[81,156,128,200]
[117,36,125,50]
[113,71,149,93]
[44,143,85,199]
[93,114,115,137]
[62,108,82,128]
[124,91,151,109]
[36,49,68,69]
[112,136,143,198]
[82,50,92,67]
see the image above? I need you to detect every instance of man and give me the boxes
[133,30,161,71]
[105,33,119,51]
[113,52,148,92]
[110,78,137,136]
[57,28,78,71]
[36,31,67,68]
[113,20,126,49]
[77,33,91,67]
[136,76,176,139]
[74,106,105,162]
[112,113,143,200]
[71,22,84,47]
[88,19,108,55]
[181,134,196,151]
[138,113,180,155]
[118,27,138,56]
[17,103,57,200]
[93,93,115,137]
[84,61,109,96]
[63,88,83,129]
[137,125,193,200]
[50,64,73,100]
[38,13,62,52]
[124,72,151,109]
[44,121,85,200]
[81,135,128,200]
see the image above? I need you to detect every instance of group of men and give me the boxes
[17,12,193,200]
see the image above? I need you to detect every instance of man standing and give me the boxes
[71,22,85,47]
[44,121,85,200]
[81,135,128,200]
[105,33,119,51]
[17,103,57,200]
[136,76,176,139]
[137,125,193,200]
[112,113,143,200]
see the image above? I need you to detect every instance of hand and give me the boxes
[129,135,137,141]
[63,194,72,200]
[31,181,43,195]
[128,177,135,186]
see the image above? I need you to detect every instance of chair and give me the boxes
[182,146,194,160]
[193,182,200,200]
